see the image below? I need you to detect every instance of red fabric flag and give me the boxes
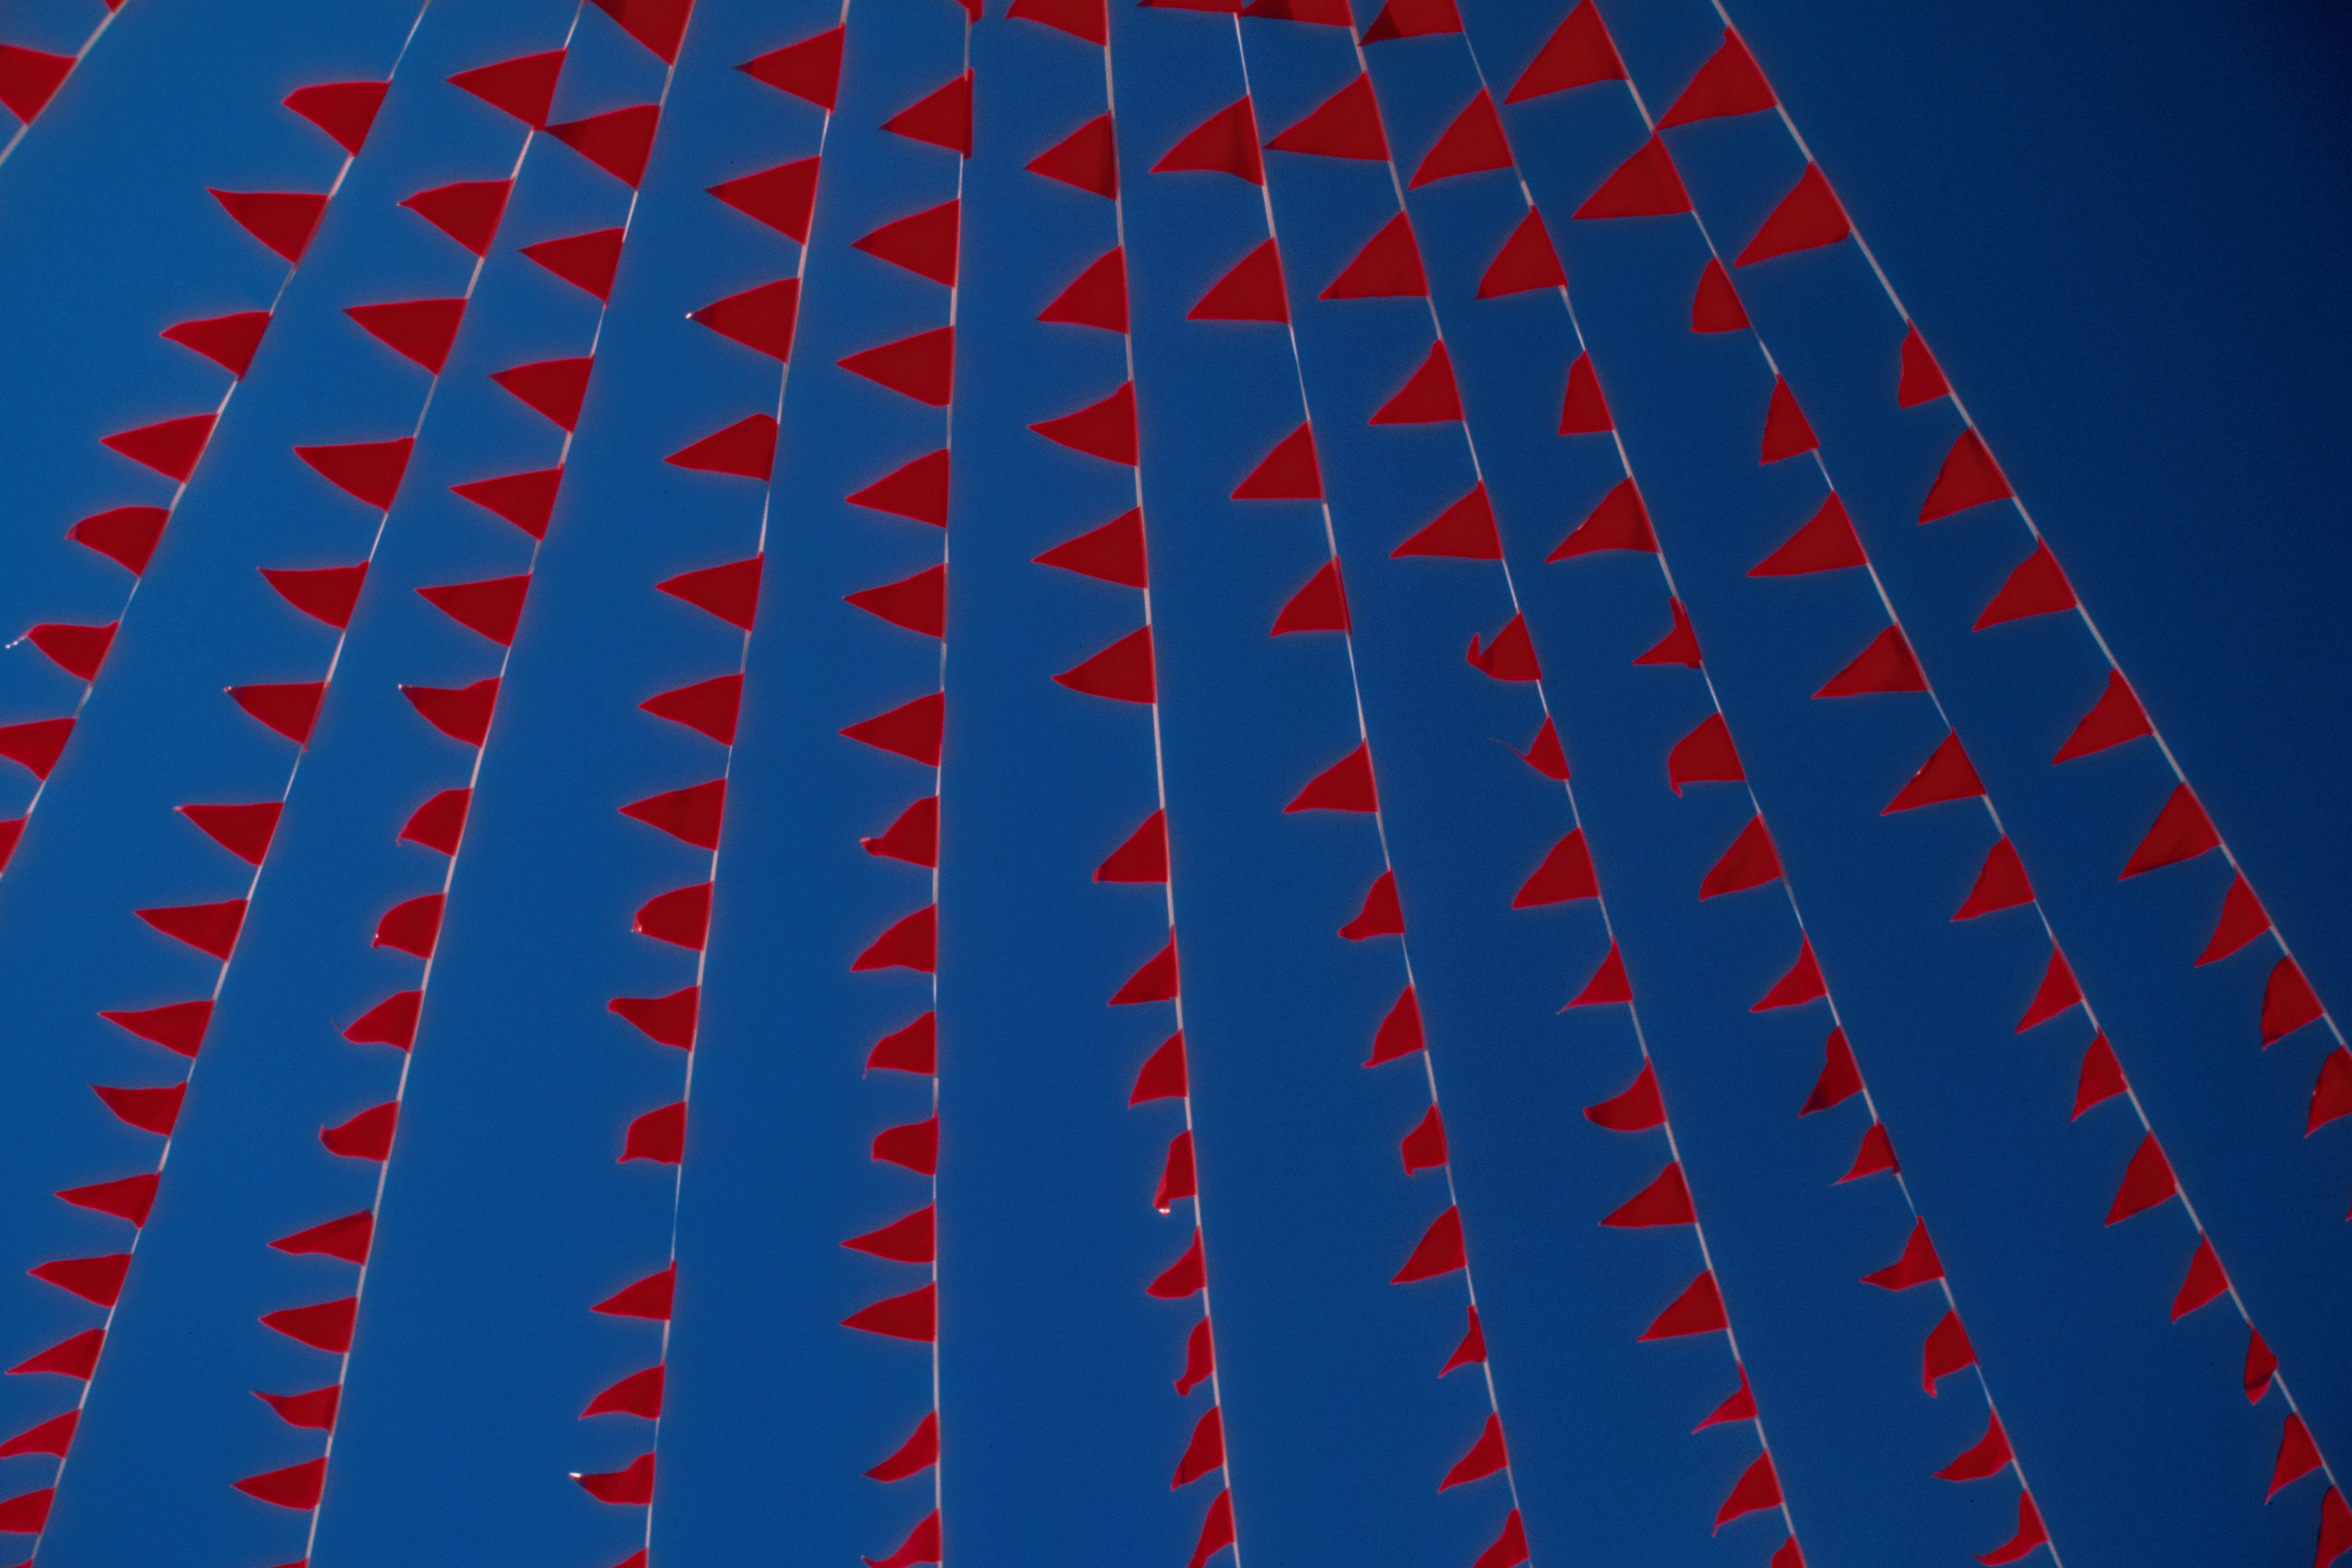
[1751,495,1866,576]
[847,566,944,639]
[1886,733,1985,813]
[1476,210,1568,298]
[449,51,564,127]
[1009,0,1107,40]
[549,104,661,186]
[0,1485,55,1531]
[852,906,937,973]
[849,449,950,525]
[1753,939,1826,1010]
[2311,1048,2352,1135]
[0,1410,77,1459]
[1234,424,1322,500]
[2121,785,2219,877]
[690,280,801,362]
[1472,1509,1531,1568]
[92,1082,187,1136]
[668,413,779,479]
[2197,874,2271,964]
[1190,240,1287,323]
[1937,1412,2014,1481]
[845,1205,936,1264]
[418,574,529,645]
[707,162,817,245]
[1760,378,1818,462]
[620,779,727,849]
[1394,1206,1466,1282]
[451,467,563,537]
[1401,1106,1447,1174]
[1372,342,1461,423]
[1862,1219,1944,1289]
[1507,2,1625,100]
[635,883,714,950]
[1413,92,1509,186]
[163,309,272,377]
[1150,1231,1208,1298]
[1273,560,1349,635]
[841,328,956,406]
[1037,509,1146,586]
[1975,543,2076,628]
[69,505,169,574]
[400,178,512,254]
[2072,1033,2127,1119]
[31,1255,130,1305]
[10,1330,103,1379]
[0,716,74,781]
[345,298,466,373]
[1560,353,1612,434]
[572,1452,655,1505]
[1153,1130,1198,1213]
[1513,830,1598,908]
[372,893,444,957]
[882,72,973,156]
[1041,248,1129,332]
[1340,870,1405,940]
[1692,260,1751,332]
[1715,1452,1782,1530]
[866,1410,940,1481]
[1132,1032,1188,1104]
[1515,715,1572,780]
[58,1173,158,1226]
[1286,743,1377,812]
[1564,942,1632,1008]
[1032,384,1139,465]
[1640,1271,1726,1339]
[1574,135,1690,218]
[1816,626,1926,696]
[1603,1163,1694,1227]
[1171,1406,1225,1487]
[2106,1134,2177,1224]
[178,801,281,865]
[137,898,246,960]
[0,47,75,125]
[1366,986,1425,1066]
[610,986,699,1049]
[1668,713,1742,794]
[1700,817,1780,899]
[2320,1489,2352,1568]
[1395,484,1502,559]
[1441,1414,1509,1490]
[297,438,413,509]
[1899,325,1951,406]
[589,0,691,62]
[345,990,421,1048]
[1924,1310,1977,1394]
[2171,1237,2228,1320]
[100,999,213,1057]
[490,356,595,429]
[842,692,945,766]
[1840,1123,1899,1182]
[1801,1028,1862,1115]
[1267,74,1388,160]
[1322,213,1427,300]
[1547,478,1654,559]
[234,1457,326,1510]
[621,1103,686,1165]
[1660,30,1775,126]
[582,1363,665,1420]
[271,1210,373,1264]
[522,227,627,299]
[870,1013,936,1074]
[1976,1493,2049,1565]
[102,413,216,481]
[260,563,368,628]
[1112,938,1179,1005]
[740,25,844,110]
[1187,1491,1235,1568]
[1956,838,2035,921]
[1441,1304,1486,1375]
[1921,429,2011,523]
[595,1265,676,1321]
[1030,113,1119,196]
[321,1102,398,1161]
[2015,949,2082,1031]
[2054,670,2152,762]
[262,1296,357,1352]
[1094,810,1165,883]
[874,1118,939,1175]
[1586,1061,1663,1131]
[1467,614,1541,680]
[643,675,742,744]
[863,1508,942,1568]
[2247,1329,2278,1403]
[1632,598,1703,668]
[1737,166,1850,264]
[209,189,328,262]
[1242,0,1351,22]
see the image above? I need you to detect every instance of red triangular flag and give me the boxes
[1371,342,1460,423]
[1267,74,1388,160]
[643,675,741,744]
[344,990,422,1049]
[1400,1105,1447,1173]
[1054,626,1155,703]
[1393,1206,1465,1282]
[296,437,412,509]
[399,179,512,255]
[660,557,762,629]
[589,0,692,62]
[2196,874,2270,964]
[162,310,271,377]
[1272,560,1349,634]
[1639,1271,1726,1339]
[1096,810,1167,883]
[137,898,246,960]
[418,574,529,645]
[1234,424,1321,500]
[849,449,951,526]
[690,280,801,361]
[1413,91,1509,187]
[1885,733,1984,813]
[1131,1032,1188,1105]
[1564,942,1632,1008]
[177,802,281,865]
[1339,870,1405,940]
[1697,1368,1757,1430]
[1477,209,1570,300]
[92,1082,187,1136]
[2120,785,2218,877]
[865,1410,940,1481]
[1692,259,1750,331]
[1032,383,1139,464]
[1760,377,1818,461]
[1514,715,1571,780]
[1899,324,1950,406]
[635,883,714,950]
[1633,599,1702,667]
[669,414,779,479]
[740,27,844,110]
[1815,626,1925,697]
[1955,838,2036,920]
[1753,938,1826,1010]
[610,986,699,1049]
[1602,1163,1694,1227]
[372,893,445,957]
[2072,1034,2127,1119]
[594,1265,676,1320]
[2015,948,2082,1032]
[1800,1028,1861,1115]
[1559,353,1612,434]
[1920,429,2010,523]
[1440,1305,1486,1374]
[102,414,216,482]
[1750,494,1866,576]
[1366,986,1425,1065]
[1029,113,1118,196]
[1936,1411,2014,1482]
[345,298,467,373]
[841,327,955,406]
[1321,213,1427,299]
[2264,959,2326,1046]
[708,161,818,249]
[401,678,500,746]
[27,622,116,682]
[847,564,946,639]
[1925,1310,1977,1393]
[1862,1219,1943,1289]
[1585,1061,1663,1131]
[1714,1453,1782,1531]
[1840,1122,1899,1182]
[0,716,72,780]
[209,189,328,262]
[1573,135,1690,219]
[1507,1,1625,101]
[1700,817,1780,899]
[2054,670,2151,762]
[320,1102,398,1160]
[2171,1238,2228,1320]
[229,682,326,744]
[863,797,939,868]
[1440,1414,1509,1490]
[449,51,563,127]
[1148,1232,1207,1298]
[1171,1405,1223,1486]
[522,228,627,300]
[547,104,662,186]
[1190,240,1286,322]
[1037,508,1147,587]
[271,1209,373,1264]
[1286,743,1376,812]
[1975,543,2076,627]
[1737,166,1850,265]
[260,563,367,628]
[1547,479,1654,559]
[234,1457,327,1510]
[69,506,169,575]
[99,999,213,1057]
[582,1362,666,1417]
[1658,30,1775,127]
[1154,98,1263,184]
[1008,0,1108,42]
[1668,713,1742,794]
[844,1205,936,1264]
[883,72,973,156]
[1111,938,1179,1005]
[854,200,960,286]
[620,780,727,850]
[1513,830,1598,907]
[451,468,563,537]
[1395,484,1501,559]
[1041,248,1129,331]
[1976,1493,2048,1566]
[0,46,75,125]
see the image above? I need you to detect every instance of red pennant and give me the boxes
[1400,1106,1447,1173]
[1190,240,1287,323]
[1700,817,1780,899]
[1009,0,1107,41]
[2015,948,2082,1031]
[1153,1130,1198,1213]
[1037,509,1146,586]
[260,563,367,628]
[1186,1493,1235,1568]
[2196,874,2270,964]
[0,46,74,124]
[1974,543,2075,627]
[740,26,844,110]
[852,906,938,973]
[70,505,169,574]
[1840,1123,1899,1181]
[2248,1329,2278,1403]
[1440,1305,1486,1373]
[635,883,714,950]
[1032,383,1139,464]
[841,327,955,406]
[572,1452,655,1506]
[521,228,627,300]
[1659,30,1776,126]
[137,898,246,960]
[58,1173,158,1226]
[418,574,529,645]
[27,621,117,682]
[865,1410,940,1481]
[262,1296,357,1352]
[706,163,816,253]
[296,437,412,509]
[449,51,564,127]
[1507,1,1625,101]
[1514,830,1598,907]
[2270,1416,2326,1502]
[1366,986,1426,1066]
[1640,1271,1726,1339]
[1800,1028,1861,1115]
[1168,1405,1226,1488]
[2265,959,2327,1045]
[8,1330,103,1379]
[1937,1412,2014,1482]
[1692,259,1750,331]
[2321,1488,2352,1568]
[235,1457,327,1510]
[1886,733,1984,813]
[1478,212,1569,298]
[401,678,500,746]
[1633,598,1702,667]
[344,990,422,1049]
[1955,838,2035,920]
[2309,1048,2352,1134]
[1573,135,1690,218]
[548,104,662,186]
[1322,213,1428,299]
[0,716,73,779]
[99,999,213,1057]
[1286,743,1377,812]
[102,413,216,481]
[660,556,762,629]
[372,893,445,957]
[209,188,328,262]
[589,0,692,63]
[1234,424,1322,500]
[1168,1317,1215,1397]
[883,72,973,156]
[847,565,946,640]
[1585,1061,1663,1131]
[621,779,727,849]
[1564,942,1632,1008]
[0,1410,77,1459]
[2054,670,2151,762]
[1559,354,1612,434]
[1753,939,1826,1010]
[1441,1413,1509,1490]
[399,179,512,255]
[868,1012,937,1075]
[2121,785,2218,877]
[163,310,272,377]
[1920,429,2011,523]
[1029,113,1119,196]
[1272,560,1349,634]
[1668,713,1742,794]
[1760,378,1818,462]
[24,1257,121,1305]
[1339,870,1405,939]
[1816,626,1925,697]
[1976,1493,2048,1566]
[1372,342,1461,423]
[1111,939,1179,1005]
[1395,484,1502,559]
[1132,1032,1188,1104]
[1055,626,1155,702]
[231,681,327,743]
[1394,1206,1466,1282]
[583,1363,665,1418]
[845,1205,936,1264]
[1412,91,1509,188]
[1697,1369,1757,1431]
[92,1082,186,1136]
[1715,1453,1782,1531]
[1241,0,1352,20]
[1924,1309,1977,1394]
[0,1487,55,1532]
[488,356,594,430]
[1738,166,1850,264]
[847,449,951,526]
[610,986,699,1049]
[2170,1237,2227,1320]
[862,1508,942,1568]
[1149,1231,1207,1298]
[451,467,563,537]
[272,1209,373,1264]
[1899,324,1951,406]
[595,1265,676,1320]
[1514,715,1571,780]
[321,1102,398,1160]
[1154,98,1264,184]
[1547,478,1654,559]
[1603,1162,1694,1228]
[1472,1509,1531,1568]
[854,200,960,286]
[644,675,741,744]
[2072,1034,2127,1119]
[1267,74,1388,160]
[1862,1219,1943,1289]
[690,280,801,362]
[1041,248,1129,331]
